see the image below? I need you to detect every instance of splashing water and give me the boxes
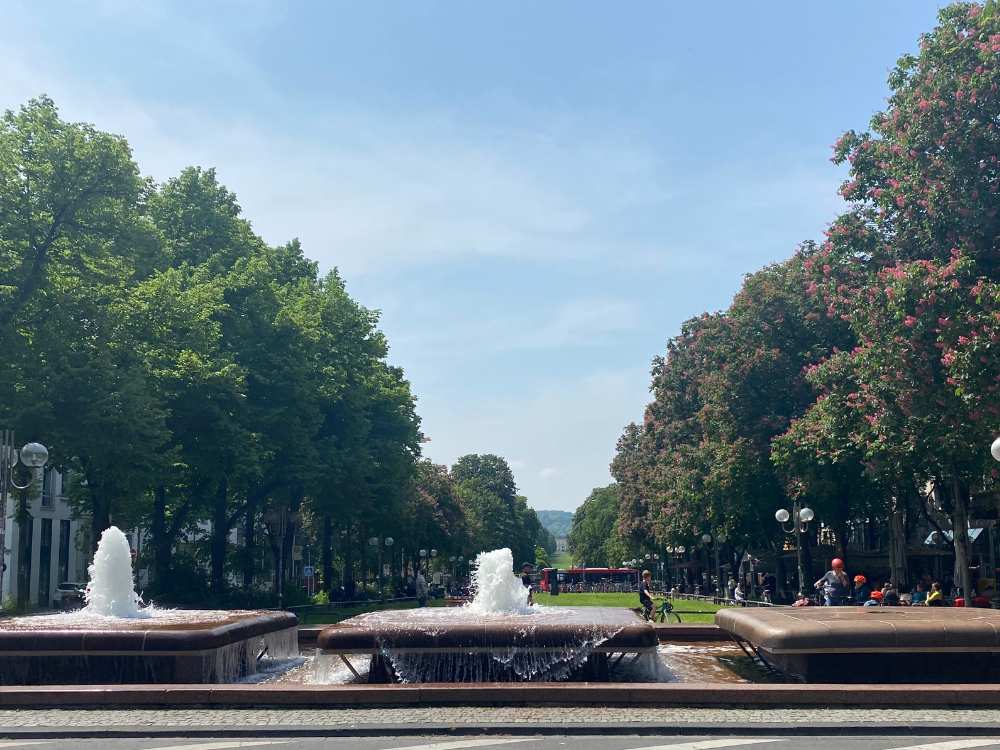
[83,526,151,618]
[466,547,531,615]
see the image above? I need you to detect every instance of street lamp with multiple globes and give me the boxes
[699,533,728,597]
[775,502,815,599]
[0,433,49,606]
[368,536,394,601]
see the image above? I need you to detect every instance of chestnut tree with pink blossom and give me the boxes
[795,1,1000,602]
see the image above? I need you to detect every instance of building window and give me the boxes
[41,468,55,509]
[38,518,52,608]
[58,520,71,584]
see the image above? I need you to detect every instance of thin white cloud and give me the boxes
[420,367,650,512]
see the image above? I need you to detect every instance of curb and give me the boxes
[3,723,1000,739]
[5,682,1000,708]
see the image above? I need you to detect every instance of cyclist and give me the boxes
[639,569,655,618]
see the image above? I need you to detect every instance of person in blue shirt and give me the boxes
[853,574,872,605]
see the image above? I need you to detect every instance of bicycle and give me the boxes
[638,598,682,623]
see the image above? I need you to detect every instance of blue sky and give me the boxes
[3,1,946,512]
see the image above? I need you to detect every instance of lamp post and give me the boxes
[716,533,728,596]
[0,433,49,607]
[368,536,394,601]
[775,502,815,598]
[265,505,300,610]
[699,534,716,594]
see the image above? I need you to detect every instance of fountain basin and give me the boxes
[716,606,1000,683]
[317,606,657,683]
[0,610,298,685]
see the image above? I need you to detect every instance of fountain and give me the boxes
[316,548,657,683]
[716,605,1000,683]
[0,526,297,684]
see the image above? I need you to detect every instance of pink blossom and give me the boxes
[904,316,917,327]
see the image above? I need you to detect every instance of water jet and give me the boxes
[316,548,657,683]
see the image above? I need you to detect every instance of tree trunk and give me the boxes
[950,475,973,606]
[210,477,229,597]
[775,551,787,603]
[90,486,110,553]
[343,532,356,599]
[836,522,850,567]
[151,485,171,589]
[322,515,334,595]
[888,501,908,590]
[242,502,256,592]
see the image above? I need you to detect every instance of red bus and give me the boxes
[538,567,639,592]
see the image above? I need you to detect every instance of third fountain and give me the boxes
[315,548,657,682]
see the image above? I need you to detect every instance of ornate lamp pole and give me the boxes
[775,502,815,598]
[368,536,394,601]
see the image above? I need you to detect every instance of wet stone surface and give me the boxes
[253,641,778,684]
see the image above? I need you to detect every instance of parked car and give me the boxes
[53,582,86,610]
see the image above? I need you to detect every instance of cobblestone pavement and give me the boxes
[1,707,1000,728]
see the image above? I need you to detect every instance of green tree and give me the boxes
[569,484,623,567]
[797,2,1000,602]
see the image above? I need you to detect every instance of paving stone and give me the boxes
[1,707,1000,728]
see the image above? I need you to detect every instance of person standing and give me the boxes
[853,575,872,605]
[521,563,534,605]
[814,558,851,606]
[639,570,655,619]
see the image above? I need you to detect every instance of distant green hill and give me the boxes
[536,510,573,538]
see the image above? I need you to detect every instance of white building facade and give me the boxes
[1,468,88,609]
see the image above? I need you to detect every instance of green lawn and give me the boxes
[296,591,723,625]
[295,598,445,625]
[533,591,722,623]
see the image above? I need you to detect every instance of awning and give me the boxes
[923,528,984,545]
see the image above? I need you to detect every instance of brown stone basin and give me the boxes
[716,606,1000,682]
[0,609,298,685]
[317,606,657,682]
